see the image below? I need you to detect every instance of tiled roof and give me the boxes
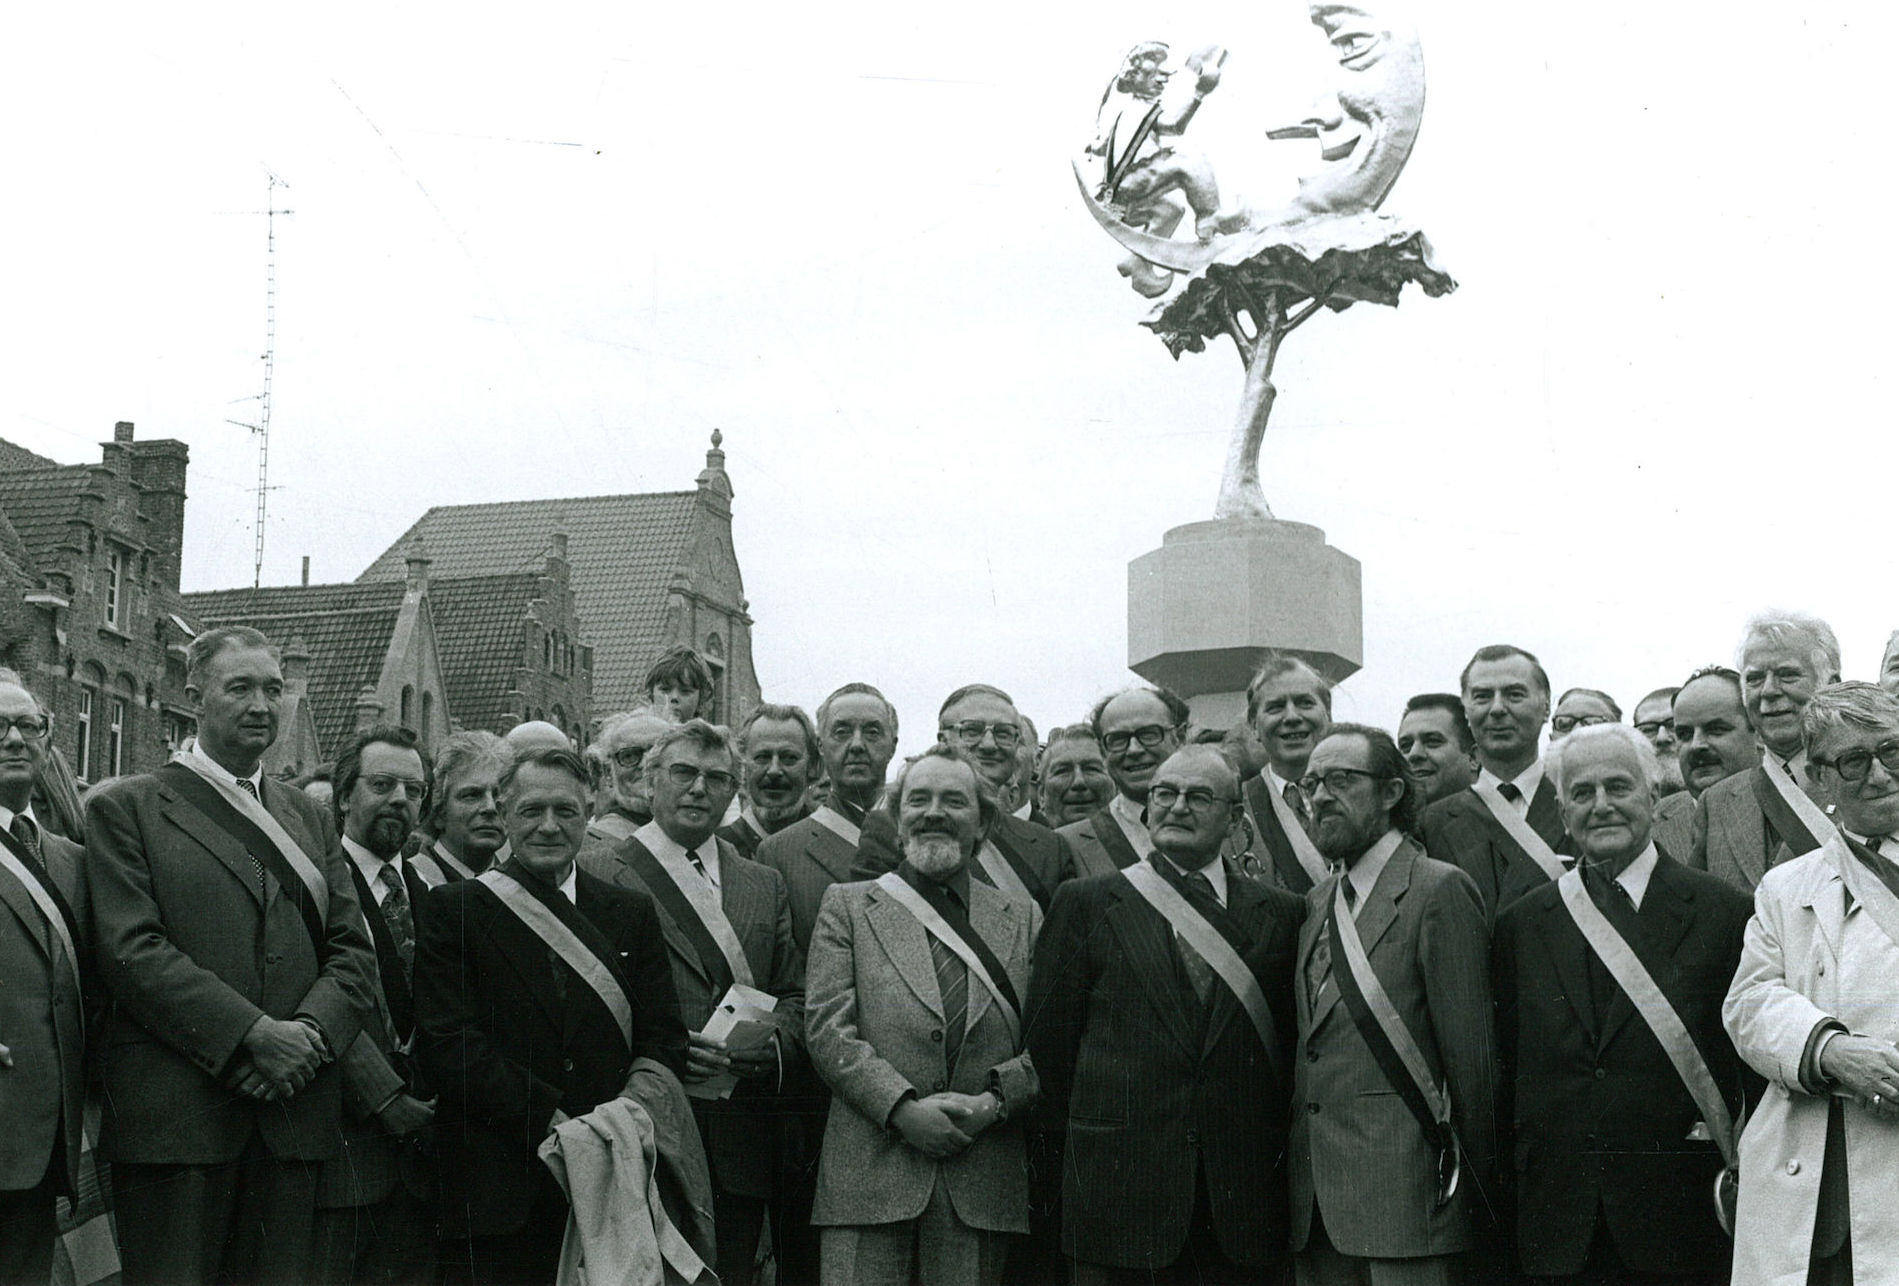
[0,439,61,473]
[0,509,34,581]
[0,468,93,573]
[427,573,537,732]
[183,582,406,754]
[359,492,700,711]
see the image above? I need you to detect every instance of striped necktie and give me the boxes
[232,778,269,897]
[927,890,969,1069]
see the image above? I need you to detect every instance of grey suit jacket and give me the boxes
[755,812,860,957]
[1055,805,1145,880]
[1690,766,1808,891]
[1290,836,1498,1259]
[0,828,88,1195]
[1651,790,1696,867]
[806,875,1041,1233]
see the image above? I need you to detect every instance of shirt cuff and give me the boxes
[1798,1019,1848,1095]
[297,1016,335,1064]
[987,1070,1010,1122]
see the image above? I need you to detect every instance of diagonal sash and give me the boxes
[1835,836,1899,952]
[1471,782,1568,882]
[809,805,862,847]
[1088,807,1144,872]
[1122,863,1280,1065]
[0,826,82,1001]
[617,835,754,992]
[477,869,632,1051]
[1750,762,1830,857]
[1244,776,1328,890]
[160,758,331,947]
[411,841,477,888]
[975,839,1037,909]
[589,813,640,843]
[875,873,1021,1047]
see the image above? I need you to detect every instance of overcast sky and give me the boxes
[4,3,1895,743]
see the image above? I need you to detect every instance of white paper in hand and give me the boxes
[688,983,780,1100]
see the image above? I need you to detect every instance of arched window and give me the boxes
[421,690,434,732]
[401,685,415,727]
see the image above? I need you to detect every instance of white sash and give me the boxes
[638,830,755,989]
[478,869,633,1050]
[1331,878,1452,1127]
[1763,759,1837,850]
[1108,796,1155,860]
[411,841,477,888]
[590,813,640,843]
[975,840,1034,907]
[874,873,1020,1047]
[1261,775,1329,888]
[0,841,80,999]
[171,751,330,920]
[1470,781,1567,882]
[1122,863,1279,1057]
[1832,839,1899,952]
[809,805,861,847]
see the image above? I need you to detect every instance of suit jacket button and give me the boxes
[931,1030,943,1043]
[265,953,281,965]
[1307,1102,1321,1114]
[934,1081,946,1092]
[1786,1160,1801,1175]
[1594,1067,1606,1080]
[563,1057,574,1073]
[1185,1130,1199,1145]
[1307,1047,1319,1062]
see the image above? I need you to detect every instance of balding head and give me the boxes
[505,721,571,755]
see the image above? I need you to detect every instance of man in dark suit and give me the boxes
[86,626,379,1286]
[1029,744,1305,1283]
[1495,723,1753,1285]
[313,725,440,1286]
[1291,725,1496,1286]
[413,731,511,886]
[415,747,688,1285]
[0,674,89,1284]
[579,719,805,1285]
[1240,655,1335,897]
[1420,643,1574,921]
[719,704,818,860]
[1397,693,1480,807]
[1057,686,1188,879]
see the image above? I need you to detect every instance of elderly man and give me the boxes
[579,720,804,1285]
[1039,726,1115,830]
[1551,689,1620,742]
[1878,630,1899,696]
[1632,687,1686,795]
[1724,682,1899,1286]
[502,720,569,755]
[413,731,511,886]
[1029,744,1305,1283]
[1292,725,1495,1286]
[1058,686,1189,879]
[87,627,377,1286]
[1495,725,1753,1285]
[1397,694,1480,807]
[1650,667,1760,865]
[1240,654,1335,897]
[415,747,687,1284]
[0,673,88,1283]
[1693,612,1842,890]
[721,704,819,859]
[1421,643,1574,921]
[808,745,1041,1285]
[646,646,717,724]
[579,709,673,866]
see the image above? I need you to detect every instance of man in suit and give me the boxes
[856,684,1076,909]
[414,747,688,1285]
[1632,686,1687,797]
[1291,725,1496,1286]
[1397,694,1480,807]
[313,725,440,1286]
[1552,689,1620,742]
[0,674,88,1284]
[413,731,511,886]
[579,719,805,1285]
[1241,654,1334,897]
[1693,612,1841,890]
[1724,681,1899,1286]
[719,703,818,860]
[1039,725,1114,830]
[1029,744,1306,1283]
[755,681,900,1285]
[1420,643,1572,921]
[1652,667,1759,867]
[807,745,1041,1284]
[86,626,378,1286]
[1495,724,1753,1284]
[578,708,673,865]
[1058,685,1188,879]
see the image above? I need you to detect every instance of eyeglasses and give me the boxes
[1148,784,1232,813]
[665,763,738,793]
[1103,724,1170,754]
[610,745,650,770]
[1634,721,1674,738]
[0,715,51,742]
[1816,739,1899,784]
[1299,767,1384,797]
[944,721,1021,750]
[362,775,427,802]
[1550,714,1613,735]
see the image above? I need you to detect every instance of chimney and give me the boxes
[301,556,310,587]
[404,540,431,593]
[281,636,311,689]
[354,685,384,729]
[126,433,190,594]
[114,421,135,444]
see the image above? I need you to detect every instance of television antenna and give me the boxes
[226,171,294,589]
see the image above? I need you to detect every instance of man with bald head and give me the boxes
[1241,654,1335,897]
[1692,611,1842,890]
[1058,686,1188,879]
[502,720,570,756]
[577,709,674,873]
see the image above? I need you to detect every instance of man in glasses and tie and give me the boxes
[0,672,89,1283]
[1057,686,1188,879]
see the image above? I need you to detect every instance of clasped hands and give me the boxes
[684,1030,776,1083]
[892,1090,1003,1158]
[1819,1033,1899,1120]
[226,1015,324,1103]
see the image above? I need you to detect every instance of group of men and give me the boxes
[2,613,1897,1286]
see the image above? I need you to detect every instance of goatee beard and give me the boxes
[904,833,965,877]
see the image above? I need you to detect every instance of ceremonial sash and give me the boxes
[1750,762,1830,857]
[161,759,332,950]
[1242,778,1326,891]
[617,836,754,992]
[410,842,476,888]
[589,813,640,843]
[477,869,632,1051]
[809,805,861,847]
[874,872,1021,1048]
[975,839,1037,909]
[1835,837,1899,952]
[1122,863,1280,1063]
[987,823,1054,908]
[1087,807,1144,873]
[0,824,81,1001]
[1471,781,1567,882]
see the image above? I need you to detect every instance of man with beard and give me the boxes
[1292,725,1496,1286]
[856,685,1075,911]
[1651,668,1760,865]
[1693,613,1841,890]
[1241,654,1335,896]
[314,725,438,1286]
[578,709,673,871]
[1039,726,1115,830]
[720,704,819,859]
[578,720,804,1285]
[1633,687,1686,795]
[1420,643,1574,921]
[1029,744,1305,1283]
[1397,693,1480,806]
[1058,686,1187,878]
[87,626,377,1285]
[808,746,1040,1285]
[412,732,510,886]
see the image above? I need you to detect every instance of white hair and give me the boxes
[1546,722,1662,796]
[1737,611,1841,684]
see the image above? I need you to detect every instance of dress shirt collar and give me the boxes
[1477,758,1544,813]
[188,735,265,796]
[1012,798,1033,821]
[1595,841,1660,909]
[343,835,402,903]
[559,863,578,904]
[1770,747,1808,784]
[0,801,35,838]
[1264,763,1299,803]
[1109,792,1155,856]
[1845,829,1899,865]
[1344,827,1404,910]
[1161,852,1227,908]
[634,819,721,890]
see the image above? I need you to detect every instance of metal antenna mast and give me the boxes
[227,172,293,589]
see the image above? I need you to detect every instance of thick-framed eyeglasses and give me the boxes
[610,745,650,770]
[1299,767,1384,798]
[1550,714,1613,735]
[1148,784,1232,813]
[0,715,51,742]
[1103,724,1170,754]
[1816,739,1899,784]
[362,775,427,802]
[1634,720,1674,738]
[944,721,1021,750]
[665,763,738,793]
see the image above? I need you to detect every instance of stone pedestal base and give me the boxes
[1128,519,1362,728]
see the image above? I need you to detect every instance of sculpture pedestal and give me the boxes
[1128,519,1362,728]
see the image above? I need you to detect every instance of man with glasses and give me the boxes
[720,704,819,860]
[1029,744,1305,1283]
[1550,688,1621,742]
[1242,654,1336,896]
[1633,687,1686,794]
[580,719,804,1285]
[1057,686,1187,878]
[1421,643,1574,921]
[1693,612,1842,891]
[577,709,673,873]
[1725,682,1899,1286]
[0,672,89,1283]
[1291,725,1495,1286]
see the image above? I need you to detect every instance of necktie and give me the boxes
[1175,869,1218,1007]
[378,863,415,981]
[232,778,269,898]
[1307,868,1353,1008]
[927,900,969,1069]
[1582,863,1640,1024]
[1497,781,1523,806]
[686,847,711,887]
[1284,781,1311,830]
[9,814,46,877]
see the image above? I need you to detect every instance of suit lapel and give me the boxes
[1104,879,1201,1060]
[1541,892,1600,1044]
[1739,769,1773,888]
[964,880,1019,1032]
[1294,879,1328,1033]
[864,884,944,1020]
[1599,860,1694,1051]
[803,829,856,886]
[0,861,52,961]
[1526,777,1563,846]
[603,849,715,990]
[158,785,266,907]
[1201,862,1258,1054]
[481,881,575,1038]
[719,852,766,980]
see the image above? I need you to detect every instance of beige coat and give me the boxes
[1723,837,1899,1286]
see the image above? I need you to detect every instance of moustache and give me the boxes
[1683,749,1724,771]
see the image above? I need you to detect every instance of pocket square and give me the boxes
[1686,1120,1712,1141]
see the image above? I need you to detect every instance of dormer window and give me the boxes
[104,545,129,629]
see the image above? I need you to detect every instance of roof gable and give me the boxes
[0,468,93,574]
